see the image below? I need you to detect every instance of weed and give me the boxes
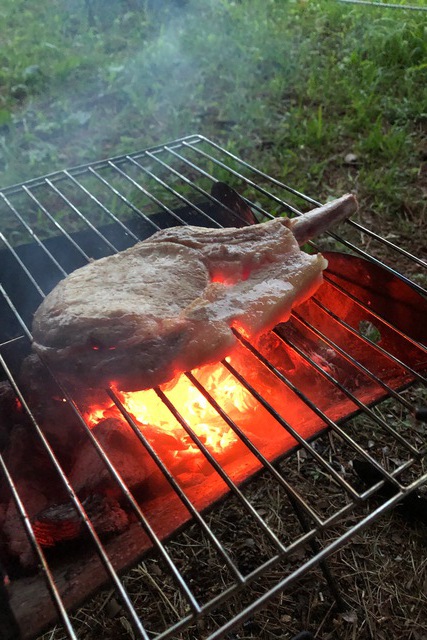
[0,0,425,237]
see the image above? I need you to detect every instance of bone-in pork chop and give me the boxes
[31,194,357,390]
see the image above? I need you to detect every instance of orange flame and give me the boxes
[85,358,255,458]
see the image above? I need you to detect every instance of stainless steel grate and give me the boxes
[0,134,426,640]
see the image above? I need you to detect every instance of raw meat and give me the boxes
[31,194,357,391]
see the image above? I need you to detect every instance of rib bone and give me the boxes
[287,193,358,245]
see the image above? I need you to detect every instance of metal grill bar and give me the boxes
[220,357,361,499]
[144,149,256,226]
[87,166,162,232]
[0,196,67,278]
[185,371,323,527]
[206,476,427,640]
[0,286,32,339]
[0,134,425,640]
[228,330,411,487]
[188,366,420,511]
[0,452,78,640]
[106,388,246,584]
[276,329,423,455]
[143,144,427,301]
[344,220,427,268]
[0,235,47,298]
[309,296,427,384]
[22,185,93,262]
[125,156,224,228]
[63,170,140,243]
[0,355,154,640]
[107,161,191,227]
[53,383,202,617]
[322,275,427,351]
[0,217,217,626]
[291,311,417,411]
[323,231,427,297]
[45,179,120,254]
[154,386,287,554]
[181,139,316,211]
[103,391,344,639]
[186,137,427,266]
[181,141,427,298]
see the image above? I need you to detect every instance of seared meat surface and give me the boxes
[31,194,357,390]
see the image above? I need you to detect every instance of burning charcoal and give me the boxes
[0,381,24,450]
[87,494,129,534]
[0,560,20,640]
[86,494,129,535]
[0,501,6,558]
[3,493,129,568]
[32,503,82,547]
[32,494,129,548]
[69,417,156,498]
[2,480,49,568]
[0,425,62,502]
[18,354,57,398]
[18,354,82,452]
[0,424,68,567]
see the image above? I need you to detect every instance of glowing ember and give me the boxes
[82,329,356,487]
[85,359,256,460]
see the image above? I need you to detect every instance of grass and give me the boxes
[0,0,425,237]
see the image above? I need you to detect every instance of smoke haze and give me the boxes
[1,0,290,186]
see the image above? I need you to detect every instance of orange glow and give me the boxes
[210,266,251,285]
[85,359,256,462]
[82,331,341,485]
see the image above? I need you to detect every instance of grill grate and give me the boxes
[0,134,426,639]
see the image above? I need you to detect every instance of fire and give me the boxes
[82,336,333,487]
[85,359,255,463]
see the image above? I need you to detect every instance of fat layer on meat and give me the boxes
[32,218,327,390]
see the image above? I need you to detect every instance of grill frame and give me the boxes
[0,134,426,640]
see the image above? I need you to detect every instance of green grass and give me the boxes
[0,0,426,230]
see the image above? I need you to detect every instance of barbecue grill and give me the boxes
[0,134,426,640]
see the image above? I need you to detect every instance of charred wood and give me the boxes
[32,494,129,548]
